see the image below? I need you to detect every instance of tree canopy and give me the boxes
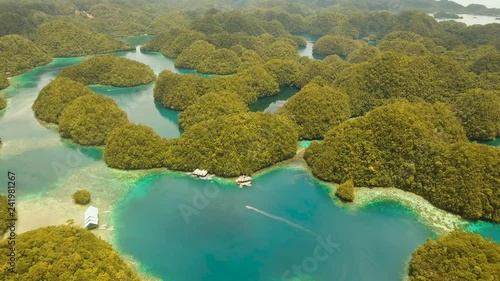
[0,225,141,281]
[334,52,476,116]
[453,89,500,141]
[72,190,91,205]
[0,72,9,90]
[174,40,215,69]
[0,34,52,75]
[277,83,351,139]
[154,65,278,110]
[104,123,171,169]
[0,97,6,111]
[178,91,249,130]
[0,194,15,236]
[197,48,241,75]
[167,112,299,177]
[32,77,95,124]
[264,59,303,87]
[35,17,129,57]
[58,56,155,87]
[59,94,128,146]
[312,35,365,58]
[305,101,500,222]
[409,231,500,281]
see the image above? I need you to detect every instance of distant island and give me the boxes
[433,11,462,19]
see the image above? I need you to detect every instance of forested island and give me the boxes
[1,0,500,280]
[58,56,155,87]
[409,231,500,280]
[433,11,462,19]
[0,97,6,111]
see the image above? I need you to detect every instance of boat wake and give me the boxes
[245,205,319,238]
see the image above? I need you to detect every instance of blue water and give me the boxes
[113,168,435,281]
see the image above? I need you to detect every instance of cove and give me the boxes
[113,167,435,281]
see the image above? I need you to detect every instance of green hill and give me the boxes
[35,18,130,57]
[0,225,140,281]
[409,231,500,281]
[0,34,52,75]
[58,56,155,87]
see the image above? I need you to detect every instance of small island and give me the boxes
[35,18,130,57]
[0,34,52,76]
[58,56,156,87]
[104,112,299,177]
[433,11,462,19]
[0,226,140,280]
[32,77,95,124]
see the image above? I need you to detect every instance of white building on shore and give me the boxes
[84,206,99,229]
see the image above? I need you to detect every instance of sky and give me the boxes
[450,0,500,8]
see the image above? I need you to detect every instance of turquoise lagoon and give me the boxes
[0,37,499,281]
[113,168,435,281]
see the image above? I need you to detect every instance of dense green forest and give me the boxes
[35,18,130,57]
[409,231,500,280]
[0,72,9,89]
[72,190,91,205]
[178,91,249,130]
[0,194,15,236]
[335,179,355,202]
[154,65,278,110]
[2,0,500,279]
[0,34,52,75]
[167,112,299,176]
[58,56,155,87]
[104,123,172,169]
[0,225,141,281]
[453,89,500,140]
[104,113,298,176]
[277,83,350,139]
[305,101,500,222]
[59,94,128,146]
[32,77,95,124]
[0,97,6,111]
